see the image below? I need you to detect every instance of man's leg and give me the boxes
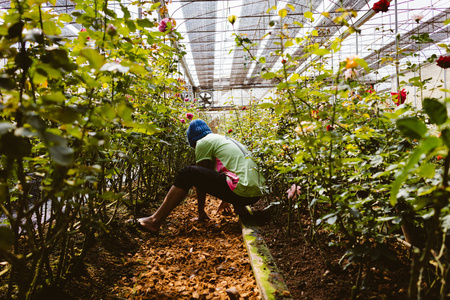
[138,185,187,233]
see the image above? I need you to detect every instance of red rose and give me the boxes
[436,56,450,69]
[437,155,443,160]
[373,0,390,13]
[391,89,407,106]
[242,106,246,110]
[326,125,333,131]
[227,129,233,133]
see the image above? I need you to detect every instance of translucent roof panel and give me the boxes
[167,0,450,96]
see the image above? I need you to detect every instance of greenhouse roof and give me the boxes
[2,0,449,98]
[167,0,450,95]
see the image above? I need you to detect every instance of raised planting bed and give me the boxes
[241,220,293,300]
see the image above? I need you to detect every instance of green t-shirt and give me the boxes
[195,133,266,198]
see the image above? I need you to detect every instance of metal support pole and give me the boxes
[394,0,400,94]
[445,69,448,99]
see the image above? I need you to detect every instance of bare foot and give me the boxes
[190,216,210,222]
[191,212,210,223]
[137,217,160,234]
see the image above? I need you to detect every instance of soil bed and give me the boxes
[253,199,411,300]
[62,195,411,299]
[65,195,258,299]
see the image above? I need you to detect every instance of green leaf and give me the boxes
[390,137,441,205]
[45,107,79,124]
[0,226,14,250]
[117,102,132,121]
[354,58,370,72]
[418,163,435,178]
[326,215,337,225]
[287,4,295,11]
[423,98,447,125]
[277,81,288,90]
[370,155,383,167]
[304,11,313,20]
[441,128,450,148]
[275,105,283,115]
[259,57,266,64]
[259,103,275,109]
[42,49,76,71]
[137,18,153,28]
[0,74,16,90]
[122,122,160,135]
[293,21,303,28]
[129,63,146,75]
[267,5,277,13]
[443,214,450,233]
[396,117,427,140]
[43,21,61,35]
[104,8,117,18]
[65,126,82,139]
[49,145,74,167]
[278,8,288,18]
[58,13,72,23]
[8,21,24,39]
[41,91,66,104]
[0,133,31,158]
[80,49,105,71]
[262,72,276,79]
[120,3,131,19]
[284,40,294,47]
[101,103,116,120]
[125,20,136,32]
[313,48,330,56]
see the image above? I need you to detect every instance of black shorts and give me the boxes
[173,165,260,207]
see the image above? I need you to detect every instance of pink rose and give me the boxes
[286,184,301,199]
[158,18,173,32]
[186,113,193,120]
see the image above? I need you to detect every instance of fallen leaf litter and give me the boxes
[116,195,260,299]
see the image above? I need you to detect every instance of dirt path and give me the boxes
[112,195,260,299]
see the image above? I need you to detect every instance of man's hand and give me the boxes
[216,201,232,214]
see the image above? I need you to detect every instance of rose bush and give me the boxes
[228,6,450,298]
[0,0,193,298]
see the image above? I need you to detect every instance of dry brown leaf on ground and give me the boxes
[115,195,260,299]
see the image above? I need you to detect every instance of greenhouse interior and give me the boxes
[1,0,450,299]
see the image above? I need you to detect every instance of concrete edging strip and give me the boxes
[241,221,293,300]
